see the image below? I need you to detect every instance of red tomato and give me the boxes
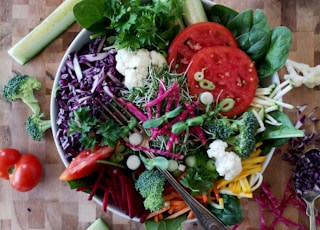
[0,148,21,180]
[10,153,42,192]
[168,22,238,73]
[59,146,114,181]
[187,46,258,118]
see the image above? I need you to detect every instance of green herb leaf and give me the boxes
[180,166,218,195]
[73,0,184,51]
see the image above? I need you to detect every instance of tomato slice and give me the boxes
[59,146,114,181]
[168,22,238,73]
[187,46,258,118]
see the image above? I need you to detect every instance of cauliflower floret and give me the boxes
[115,48,167,89]
[284,59,320,88]
[207,139,242,181]
[207,139,228,158]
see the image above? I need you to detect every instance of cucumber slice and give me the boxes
[8,0,82,65]
[183,0,208,26]
[87,218,110,230]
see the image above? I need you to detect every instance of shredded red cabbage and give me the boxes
[55,36,124,161]
[293,149,320,197]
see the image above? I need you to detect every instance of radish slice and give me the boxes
[200,92,214,105]
[126,155,141,170]
[128,133,143,146]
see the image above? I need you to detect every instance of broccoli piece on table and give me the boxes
[135,169,166,212]
[26,113,51,141]
[2,74,42,114]
[206,111,259,158]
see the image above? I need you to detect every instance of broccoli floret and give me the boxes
[135,169,166,212]
[207,112,259,158]
[2,74,42,114]
[207,118,236,140]
[25,113,51,141]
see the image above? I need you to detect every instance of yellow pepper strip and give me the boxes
[239,178,251,193]
[219,188,253,198]
[255,141,263,149]
[242,156,267,165]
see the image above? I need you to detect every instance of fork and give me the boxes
[96,96,227,230]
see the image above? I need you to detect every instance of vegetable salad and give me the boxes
[53,0,304,227]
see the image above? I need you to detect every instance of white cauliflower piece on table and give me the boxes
[115,48,167,89]
[284,59,320,88]
[207,139,242,181]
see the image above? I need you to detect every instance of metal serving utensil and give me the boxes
[96,95,227,230]
[293,148,320,230]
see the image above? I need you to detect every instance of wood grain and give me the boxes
[0,0,319,229]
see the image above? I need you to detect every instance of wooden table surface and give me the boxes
[1,0,320,229]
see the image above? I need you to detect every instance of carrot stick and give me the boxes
[170,200,186,206]
[165,207,191,220]
[146,205,170,220]
[202,194,208,204]
[213,185,220,200]
[164,192,180,201]
[187,210,195,219]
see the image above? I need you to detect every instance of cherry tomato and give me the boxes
[187,46,258,118]
[59,146,114,181]
[10,153,42,192]
[0,148,21,180]
[168,22,238,73]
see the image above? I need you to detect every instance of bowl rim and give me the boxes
[50,0,277,223]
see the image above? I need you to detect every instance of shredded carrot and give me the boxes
[187,210,195,219]
[213,184,220,200]
[169,200,183,205]
[202,194,208,204]
[164,192,180,201]
[165,206,191,220]
[146,205,170,220]
[154,214,159,222]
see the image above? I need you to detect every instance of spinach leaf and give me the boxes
[144,214,186,230]
[207,4,238,25]
[210,194,243,226]
[237,9,271,62]
[257,26,292,78]
[226,9,253,37]
[256,110,305,142]
[73,0,107,32]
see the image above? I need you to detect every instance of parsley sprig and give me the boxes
[68,106,136,149]
[73,0,185,51]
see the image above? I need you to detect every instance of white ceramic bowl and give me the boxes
[50,0,277,222]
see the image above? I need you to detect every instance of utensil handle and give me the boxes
[306,201,317,230]
[160,169,227,230]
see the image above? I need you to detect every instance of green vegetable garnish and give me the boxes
[73,0,185,51]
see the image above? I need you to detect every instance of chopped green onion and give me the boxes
[186,116,204,126]
[171,121,188,134]
[199,79,215,90]
[194,68,206,81]
[218,98,235,112]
